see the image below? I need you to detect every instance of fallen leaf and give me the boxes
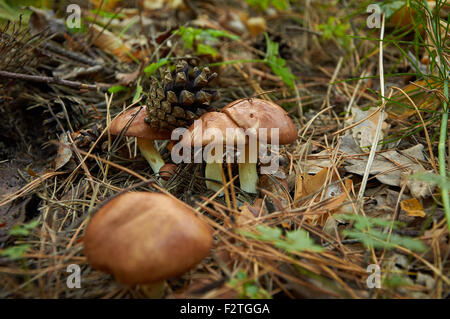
[115,65,143,86]
[348,107,389,151]
[246,17,267,36]
[90,24,135,62]
[55,132,72,171]
[400,169,436,198]
[400,198,426,218]
[90,0,121,11]
[343,140,426,187]
[27,7,66,37]
[387,79,442,119]
[294,168,353,225]
[259,175,290,211]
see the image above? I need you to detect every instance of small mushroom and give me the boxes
[83,192,213,296]
[222,98,297,193]
[180,98,297,194]
[109,107,171,173]
[180,112,246,193]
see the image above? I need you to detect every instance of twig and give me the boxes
[356,13,387,213]
[0,70,103,91]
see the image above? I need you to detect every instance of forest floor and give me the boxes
[0,0,449,299]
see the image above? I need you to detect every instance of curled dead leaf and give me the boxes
[400,198,426,218]
[294,168,353,225]
[90,24,135,62]
[55,132,73,171]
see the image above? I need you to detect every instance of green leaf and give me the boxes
[132,77,143,103]
[342,228,426,252]
[239,225,281,242]
[276,229,324,252]
[245,0,290,11]
[204,29,239,41]
[377,1,406,19]
[245,0,270,10]
[1,244,30,260]
[263,33,296,89]
[317,17,350,48]
[9,219,40,237]
[9,226,30,237]
[196,43,218,57]
[144,58,169,77]
[228,270,271,299]
[337,214,426,252]
[174,26,238,57]
[383,275,413,288]
[240,225,323,253]
[335,214,401,229]
[108,85,129,94]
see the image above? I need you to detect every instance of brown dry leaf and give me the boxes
[55,132,72,171]
[89,24,135,62]
[115,65,143,86]
[259,175,290,211]
[27,7,66,36]
[90,0,121,11]
[294,168,353,225]
[236,199,265,227]
[246,17,267,36]
[387,79,442,119]
[303,150,333,174]
[400,198,426,218]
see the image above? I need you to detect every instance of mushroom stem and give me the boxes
[238,143,258,194]
[136,137,166,173]
[205,161,224,193]
[238,161,258,194]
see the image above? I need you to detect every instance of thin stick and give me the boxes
[0,70,102,91]
[356,13,387,213]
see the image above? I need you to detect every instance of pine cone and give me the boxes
[145,60,220,131]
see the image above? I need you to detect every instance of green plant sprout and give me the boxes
[239,225,324,253]
[318,17,351,48]
[174,26,239,57]
[245,0,290,11]
[227,270,271,299]
[208,32,296,89]
[1,218,40,260]
[335,214,426,252]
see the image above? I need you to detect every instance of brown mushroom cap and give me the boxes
[181,98,298,147]
[222,98,298,144]
[83,192,213,285]
[109,107,171,140]
[159,163,177,181]
[180,112,246,147]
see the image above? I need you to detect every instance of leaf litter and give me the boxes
[0,0,448,299]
